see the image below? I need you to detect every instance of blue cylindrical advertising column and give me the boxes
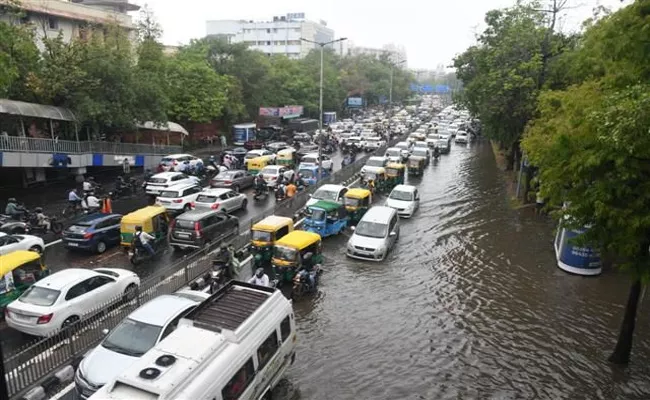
[554,225,602,276]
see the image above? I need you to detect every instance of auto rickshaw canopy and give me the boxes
[345,188,372,200]
[0,251,42,277]
[275,230,322,250]
[252,215,294,233]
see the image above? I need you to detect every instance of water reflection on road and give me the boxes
[278,141,650,400]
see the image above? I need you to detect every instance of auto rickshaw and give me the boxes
[250,215,294,268]
[120,205,169,247]
[246,157,269,175]
[276,148,296,168]
[0,251,50,313]
[385,162,406,191]
[298,165,329,186]
[271,230,323,284]
[303,200,348,238]
[361,167,387,194]
[344,188,373,224]
[407,156,426,176]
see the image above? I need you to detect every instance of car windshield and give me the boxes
[175,219,196,229]
[159,190,180,198]
[310,209,326,221]
[19,286,60,306]
[299,169,315,178]
[355,221,387,239]
[413,150,427,156]
[302,157,317,164]
[344,197,360,207]
[195,194,217,203]
[273,245,297,262]
[252,230,272,242]
[261,167,279,175]
[386,150,401,157]
[313,189,338,201]
[390,190,413,201]
[149,177,167,184]
[102,318,163,357]
[366,159,385,167]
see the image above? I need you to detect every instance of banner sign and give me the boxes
[347,97,363,107]
[410,83,446,93]
[434,85,451,93]
[259,105,304,118]
[114,155,135,165]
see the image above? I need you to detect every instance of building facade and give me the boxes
[206,13,334,59]
[0,0,139,51]
[346,42,408,65]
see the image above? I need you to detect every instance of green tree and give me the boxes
[0,17,40,100]
[523,1,650,364]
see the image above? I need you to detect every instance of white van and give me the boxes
[89,282,296,400]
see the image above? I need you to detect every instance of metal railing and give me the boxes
[4,135,402,399]
[0,136,181,156]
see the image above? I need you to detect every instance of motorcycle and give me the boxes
[253,185,269,201]
[112,178,138,200]
[275,187,286,202]
[292,265,322,299]
[0,211,63,235]
[128,240,164,265]
[208,259,231,293]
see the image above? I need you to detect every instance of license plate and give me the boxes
[67,242,79,247]
[177,233,190,238]
[11,312,31,321]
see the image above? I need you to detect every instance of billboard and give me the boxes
[347,97,363,107]
[259,106,304,118]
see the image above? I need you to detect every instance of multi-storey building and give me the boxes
[346,42,407,65]
[206,13,334,59]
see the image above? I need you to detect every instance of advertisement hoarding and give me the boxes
[347,97,363,107]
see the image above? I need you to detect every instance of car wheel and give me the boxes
[123,283,138,302]
[28,245,43,254]
[95,241,107,254]
[240,199,248,210]
[61,316,80,330]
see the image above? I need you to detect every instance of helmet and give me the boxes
[255,268,264,278]
[7,198,16,203]
[135,225,142,232]
[34,207,43,213]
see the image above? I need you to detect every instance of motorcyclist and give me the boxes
[254,174,267,195]
[134,225,155,256]
[68,189,82,208]
[34,207,51,231]
[5,198,26,220]
[82,193,100,212]
[82,177,95,195]
[208,155,219,170]
[286,182,297,198]
[276,182,286,200]
[115,176,127,193]
[177,160,190,173]
[214,244,236,279]
[194,159,205,176]
[248,268,270,287]
[301,253,316,291]
[433,146,440,158]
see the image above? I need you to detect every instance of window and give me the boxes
[160,311,190,340]
[280,316,292,341]
[266,28,271,33]
[65,280,91,300]
[273,28,278,33]
[221,358,255,400]
[257,331,279,370]
[47,17,58,30]
[87,275,114,291]
[266,41,271,46]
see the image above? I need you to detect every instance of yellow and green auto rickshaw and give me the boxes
[385,162,406,190]
[362,167,387,194]
[344,188,373,225]
[272,230,322,284]
[246,157,269,175]
[276,148,296,168]
[251,215,294,269]
[0,251,50,312]
[120,205,169,247]
[407,156,426,176]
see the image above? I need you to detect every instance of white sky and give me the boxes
[134,0,626,69]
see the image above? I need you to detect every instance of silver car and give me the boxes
[193,188,248,213]
[346,206,400,262]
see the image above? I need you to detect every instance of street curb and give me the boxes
[20,357,81,400]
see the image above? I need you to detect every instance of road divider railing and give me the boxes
[5,134,406,400]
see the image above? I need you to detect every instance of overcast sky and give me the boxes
[136,0,626,69]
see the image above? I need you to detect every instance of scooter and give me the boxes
[291,264,322,299]
[129,240,164,265]
[0,211,63,235]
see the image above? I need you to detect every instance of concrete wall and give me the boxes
[0,152,160,169]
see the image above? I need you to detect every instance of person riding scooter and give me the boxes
[254,174,268,196]
[248,268,270,287]
[34,207,51,231]
[433,146,440,159]
[133,225,155,257]
[5,198,26,220]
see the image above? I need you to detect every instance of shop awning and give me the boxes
[0,99,76,121]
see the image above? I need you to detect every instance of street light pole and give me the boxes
[389,59,406,115]
[301,36,347,180]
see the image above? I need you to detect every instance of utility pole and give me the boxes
[300,37,347,180]
[389,59,406,115]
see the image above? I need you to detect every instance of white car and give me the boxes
[385,185,420,218]
[361,156,389,177]
[384,147,403,163]
[346,206,400,262]
[159,154,202,172]
[306,184,348,207]
[299,153,333,171]
[363,137,386,151]
[74,292,209,399]
[244,149,276,163]
[145,172,201,196]
[155,183,204,212]
[455,132,469,144]
[413,141,428,151]
[5,268,140,337]
[0,232,44,255]
[260,165,295,188]
[395,141,412,159]
[192,188,247,213]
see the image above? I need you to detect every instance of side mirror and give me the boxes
[389,231,396,237]
[102,328,109,336]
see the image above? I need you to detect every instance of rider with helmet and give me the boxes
[248,268,270,287]
[5,198,26,220]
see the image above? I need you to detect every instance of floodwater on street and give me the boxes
[275,140,650,400]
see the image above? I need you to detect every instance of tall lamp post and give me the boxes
[389,59,407,114]
[301,36,347,179]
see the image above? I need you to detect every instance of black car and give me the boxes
[170,209,239,250]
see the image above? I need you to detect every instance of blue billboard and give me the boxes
[347,97,363,107]
[435,85,451,93]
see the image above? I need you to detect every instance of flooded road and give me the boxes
[280,140,650,400]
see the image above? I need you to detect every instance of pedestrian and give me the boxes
[122,157,130,175]
[220,134,227,149]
